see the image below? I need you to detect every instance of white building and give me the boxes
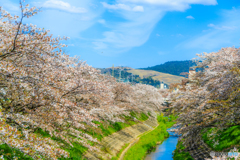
[160,81,168,89]
[189,68,196,80]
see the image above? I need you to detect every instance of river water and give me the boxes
[145,128,179,160]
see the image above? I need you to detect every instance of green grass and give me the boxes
[34,128,87,160]
[90,120,133,140]
[0,112,149,160]
[171,113,193,160]
[0,129,87,160]
[173,141,194,160]
[32,112,149,159]
[81,112,149,141]
[138,112,149,121]
[173,125,240,160]
[129,111,149,121]
[58,142,87,160]
[0,143,34,160]
[111,143,130,160]
[202,125,240,152]
[123,114,175,160]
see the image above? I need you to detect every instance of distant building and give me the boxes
[160,81,168,89]
[189,68,196,80]
[117,78,129,83]
[172,87,179,92]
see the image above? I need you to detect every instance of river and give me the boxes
[145,128,179,160]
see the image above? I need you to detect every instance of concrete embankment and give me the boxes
[84,117,158,160]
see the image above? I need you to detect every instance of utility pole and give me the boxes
[112,64,114,77]
[119,66,123,81]
[119,67,121,80]
[119,70,121,80]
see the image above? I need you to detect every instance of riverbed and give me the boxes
[145,128,179,160]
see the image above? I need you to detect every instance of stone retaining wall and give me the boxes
[84,117,158,160]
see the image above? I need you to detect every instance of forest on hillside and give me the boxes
[141,60,196,76]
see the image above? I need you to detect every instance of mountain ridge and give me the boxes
[140,60,196,77]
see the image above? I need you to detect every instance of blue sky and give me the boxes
[1,0,240,68]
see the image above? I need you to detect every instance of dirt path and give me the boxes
[118,121,160,160]
[84,117,159,160]
[119,138,140,160]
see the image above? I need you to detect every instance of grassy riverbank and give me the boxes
[123,114,176,160]
[202,125,240,152]
[173,125,240,160]
[0,112,149,160]
[83,111,149,141]
[173,140,194,160]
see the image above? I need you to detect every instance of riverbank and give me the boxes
[173,140,194,160]
[84,113,159,160]
[0,111,151,160]
[122,114,176,160]
[173,125,240,160]
[202,125,240,152]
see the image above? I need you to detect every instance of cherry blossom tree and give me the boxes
[169,47,240,146]
[0,1,166,159]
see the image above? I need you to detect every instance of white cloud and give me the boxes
[221,26,237,30]
[92,8,165,55]
[178,8,240,51]
[98,19,106,24]
[0,0,220,57]
[92,41,108,50]
[93,0,217,54]
[25,0,104,38]
[42,0,87,13]
[120,0,217,11]
[208,23,215,27]
[177,34,183,37]
[0,0,20,14]
[120,0,217,5]
[101,2,131,11]
[101,2,144,12]
[133,6,144,12]
[186,15,194,19]
[208,23,236,30]
[156,34,160,37]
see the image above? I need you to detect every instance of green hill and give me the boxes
[141,60,196,76]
